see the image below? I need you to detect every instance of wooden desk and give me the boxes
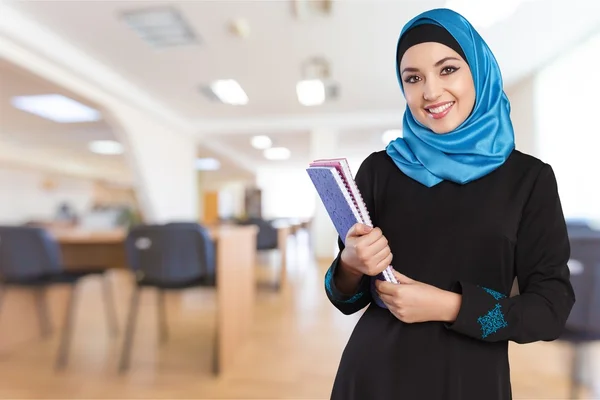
[54,229,128,270]
[211,225,257,374]
[276,225,291,288]
[50,225,258,375]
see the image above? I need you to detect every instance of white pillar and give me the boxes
[506,76,536,156]
[309,128,341,262]
[107,106,198,224]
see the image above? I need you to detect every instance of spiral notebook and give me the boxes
[306,159,397,284]
[309,158,371,226]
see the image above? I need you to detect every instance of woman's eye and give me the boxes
[441,66,459,75]
[404,75,421,84]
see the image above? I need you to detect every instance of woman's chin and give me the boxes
[424,119,462,135]
[427,124,454,135]
[415,111,465,135]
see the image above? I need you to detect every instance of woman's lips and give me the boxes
[425,101,455,120]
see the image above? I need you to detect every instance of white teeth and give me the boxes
[428,102,453,114]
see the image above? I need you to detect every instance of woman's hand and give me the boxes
[335,223,393,295]
[375,270,462,324]
[340,223,393,277]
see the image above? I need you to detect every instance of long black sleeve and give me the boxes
[324,244,373,315]
[447,165,576,342]
[324,154,377,315]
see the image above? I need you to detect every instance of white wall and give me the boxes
[217,181,247,219]
[506,76,536,155]
[0,140,132,185]
[0,166,94,225]
[534,31,600,221]
[256,167,316,220]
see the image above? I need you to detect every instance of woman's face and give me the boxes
[399,42,475,134]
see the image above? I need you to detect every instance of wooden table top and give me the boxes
[50,224,258,245]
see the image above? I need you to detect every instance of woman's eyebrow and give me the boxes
[434,56,461,66]
[401,56,462,75]
[401,66,419,75]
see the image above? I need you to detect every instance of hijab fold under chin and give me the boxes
[385,8,515,188]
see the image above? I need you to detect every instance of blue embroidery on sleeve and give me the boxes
[477,303,508,339]
[325,267,363,304]
[480,286,507,300]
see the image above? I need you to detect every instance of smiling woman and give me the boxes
[323,8,575,400]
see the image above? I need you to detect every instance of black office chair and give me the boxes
[118,223,216,372]
[237,218,278,250]
[0,226,118,369]
[165,221,216,284]
[560,223,600,399]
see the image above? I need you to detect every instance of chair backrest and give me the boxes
[566,219,596,234]
[237,218,278,250]
[564,227,600,334]
[125,223,215,284]
[0,226,62,281]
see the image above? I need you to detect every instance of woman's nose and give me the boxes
[423,78,443,101]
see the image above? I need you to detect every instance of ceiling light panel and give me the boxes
[121,6,199,48]
[89,140,124,155]
[251,135,272,150]
[196,158,221,171]
[207,79,249,105]
[264,147,291,161]
[296,79,325,106]
[11,94,101,123]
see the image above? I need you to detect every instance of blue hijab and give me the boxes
[386,8,515,187]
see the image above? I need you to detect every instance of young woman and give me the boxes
[324,8,575,400]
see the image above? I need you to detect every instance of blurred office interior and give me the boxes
[0,0,599,398]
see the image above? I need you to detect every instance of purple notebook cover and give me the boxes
[307,166,389,309]
[306,167,359,245]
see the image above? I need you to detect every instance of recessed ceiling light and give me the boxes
[264,147,291,161]
[251,135,272,149]
[89,140,124,155]
[121,6,199,48]
[11,94,101,123]
[382,129,402,145]
[293,0,333,19]
[296,79,325,106]
[209,79,249,105]
[229,18,251,38]
[195,157,221,171]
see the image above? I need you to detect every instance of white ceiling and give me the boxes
[0,60,111,151]
[0,57,133,183]
[206,127,395,168]
[0,56,253,184]
[3,0,600,176]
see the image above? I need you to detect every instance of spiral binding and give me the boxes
[309,158,397,284]
[309,159,371,226]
